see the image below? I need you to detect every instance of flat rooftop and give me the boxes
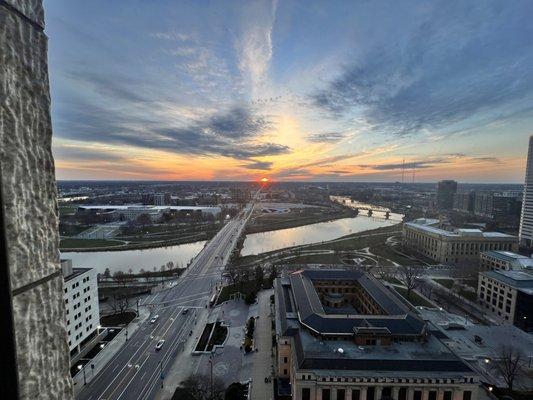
[405,220,516,240]
[64,267,92,282]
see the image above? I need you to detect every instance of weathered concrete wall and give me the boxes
[0,0,73,398]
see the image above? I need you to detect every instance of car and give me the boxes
[182,308,189,315]
[150,315,159,324]
[155,340,165,350]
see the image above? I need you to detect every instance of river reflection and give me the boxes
[61,241,207,275]
[241,214,402,256]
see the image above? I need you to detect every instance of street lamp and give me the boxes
[77,364,86,386]
[125,329,128,341]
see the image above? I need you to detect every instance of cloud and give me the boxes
[54,98,290,160]
[312,1,533,137]
[359,159,449,171]
[236,0,278,98]
[307,132,347,143]
[241,160,273,170]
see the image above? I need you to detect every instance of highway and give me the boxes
[76,204,254,400]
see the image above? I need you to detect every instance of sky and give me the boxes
[45,0,533,182]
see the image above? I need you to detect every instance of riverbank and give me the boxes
[245,205,358,234]
[235,223,407,267]
[59,229,215,252]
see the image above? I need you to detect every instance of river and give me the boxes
[61,241,206,275]
[240,214,402,256]
[63,200,403,273]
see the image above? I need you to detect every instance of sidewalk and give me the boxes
[72,306,151,394]
[248,290,275,400]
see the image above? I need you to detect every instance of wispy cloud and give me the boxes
[307,132,347,143]
[241,160,273,170]
[236,0,278,98]
[312,2,533,137]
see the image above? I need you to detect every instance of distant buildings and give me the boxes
[520,135,533,247]
[478,269,533,331]
[61,260,100,362]
[403,219,517,265]
[76,204,222,222]
[275,268,481,400]
[453,191,475,213]
[154,193,165,206]
[453,191,521,221]
[436,180,457,210]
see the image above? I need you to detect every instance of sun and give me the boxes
[260,177,269,183]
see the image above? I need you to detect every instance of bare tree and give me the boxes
[396,265,423,299]
[110,294,130,316]
[171,374,224,400]
[492,345,524,391]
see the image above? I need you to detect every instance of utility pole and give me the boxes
[401,158,405,184]
[209,357,213,398]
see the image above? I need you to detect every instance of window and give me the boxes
[398,388,408,400]
[283,369,287,375]
[302,388,310,400]
[413,390,422,400]
[337,389,345,400]
[463,391,472,400]
[283,357,287,363]
[352,389,360,400]
[428,391,437,400]
[322,389,331,400]
[443,391,452,400]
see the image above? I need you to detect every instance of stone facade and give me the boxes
[0,0,74,398]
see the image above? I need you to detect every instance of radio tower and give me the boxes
[412,162,416,183]
[401,159,405,184]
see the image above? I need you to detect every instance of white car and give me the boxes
[155,340,165,351]
[182,308,189,315]
[150,315,159,324]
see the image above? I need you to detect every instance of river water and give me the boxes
[63,199,403,273]
[240,214,401,256]
[61,241,206,275]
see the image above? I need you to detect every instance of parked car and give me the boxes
[182,308,189,315]
[150,315,159,324]
[155,340,165,351]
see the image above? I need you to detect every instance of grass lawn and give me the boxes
[60,238,124,249]
[394,287,433,308]
[458,288,478,302]
[433,278,454,289]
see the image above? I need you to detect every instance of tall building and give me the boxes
[1,1,73,398]
[453,191,475,213]
[520,135,533,247]
[436,180,457,210]
[61,260,100,362]
[275,268,481,400]
[154,192,166,206]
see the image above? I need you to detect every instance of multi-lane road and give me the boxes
[77,204,254,400]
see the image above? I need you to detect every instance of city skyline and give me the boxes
[47,0,533,182]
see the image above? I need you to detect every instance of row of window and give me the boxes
[301,387,472,400]
[302,376,471,384]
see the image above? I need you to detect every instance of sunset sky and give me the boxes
[46,0,533,182]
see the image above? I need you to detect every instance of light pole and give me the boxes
[125,329,128,341]
[77,364,86,385]
[208,357,213,399]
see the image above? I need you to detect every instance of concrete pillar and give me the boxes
[361,386,367,400]
[392,387,400,400]
[407,387,415,400]
[316,386,322,400]
[1,1,74,399]
[346,387,353,400]
[436,389,444,400]
[422,388,429,400]
[376,386,383,400]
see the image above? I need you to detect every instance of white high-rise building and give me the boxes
[519,136,533,247]
[61,260,100,358]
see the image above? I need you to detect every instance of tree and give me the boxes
[110,294,130,316]
[254,265,264,289]
[103,268,111,279]
[492,345,524,391]
[136,213,152,227]
[396,265,423,299]
[171,374,225,400]
[224,382,247,400]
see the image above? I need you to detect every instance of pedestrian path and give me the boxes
[249,289,274,400]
